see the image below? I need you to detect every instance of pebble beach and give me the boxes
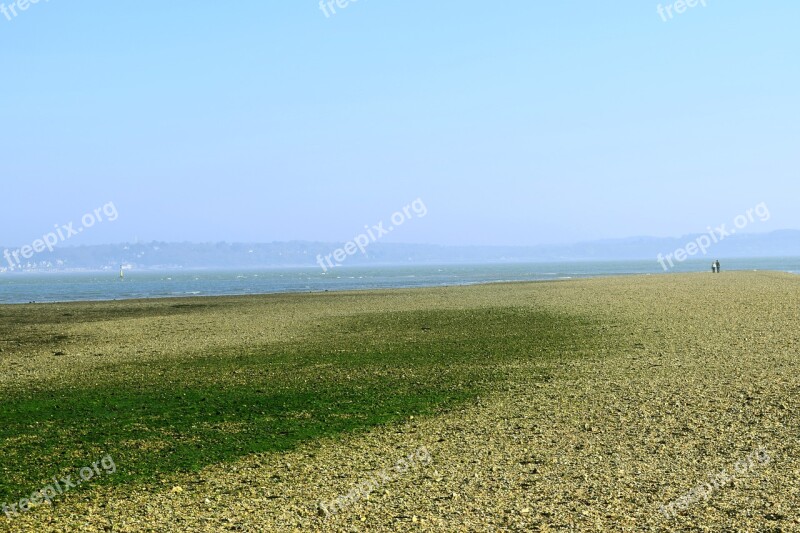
[2,271,799,532]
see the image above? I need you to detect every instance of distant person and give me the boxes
[711,262,717,273]
[715,260,721,273]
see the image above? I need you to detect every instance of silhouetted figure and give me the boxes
[711,262,717,273]
[715,260,721,273]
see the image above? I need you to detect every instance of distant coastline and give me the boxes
[2,230,800,274]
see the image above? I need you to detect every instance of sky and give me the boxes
[1,1,798,247]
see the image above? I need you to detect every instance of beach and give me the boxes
[1,271,798,531]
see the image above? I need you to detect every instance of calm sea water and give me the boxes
[1,258,798,304]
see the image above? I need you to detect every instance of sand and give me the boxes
[2,271,799,531]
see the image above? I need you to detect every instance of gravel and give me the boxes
[3,271,799,532]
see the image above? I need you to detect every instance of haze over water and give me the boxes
[2,258,799,304]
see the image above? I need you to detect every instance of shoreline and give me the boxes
[1,268,798,307]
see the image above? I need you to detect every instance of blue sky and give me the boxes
[1,1,797,246]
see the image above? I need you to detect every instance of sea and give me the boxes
[1,258,799,305]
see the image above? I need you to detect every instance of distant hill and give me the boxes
[1,230,799,272]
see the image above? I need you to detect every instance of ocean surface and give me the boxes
[1,258,799,304]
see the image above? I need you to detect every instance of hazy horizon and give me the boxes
[4,225,796,250]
